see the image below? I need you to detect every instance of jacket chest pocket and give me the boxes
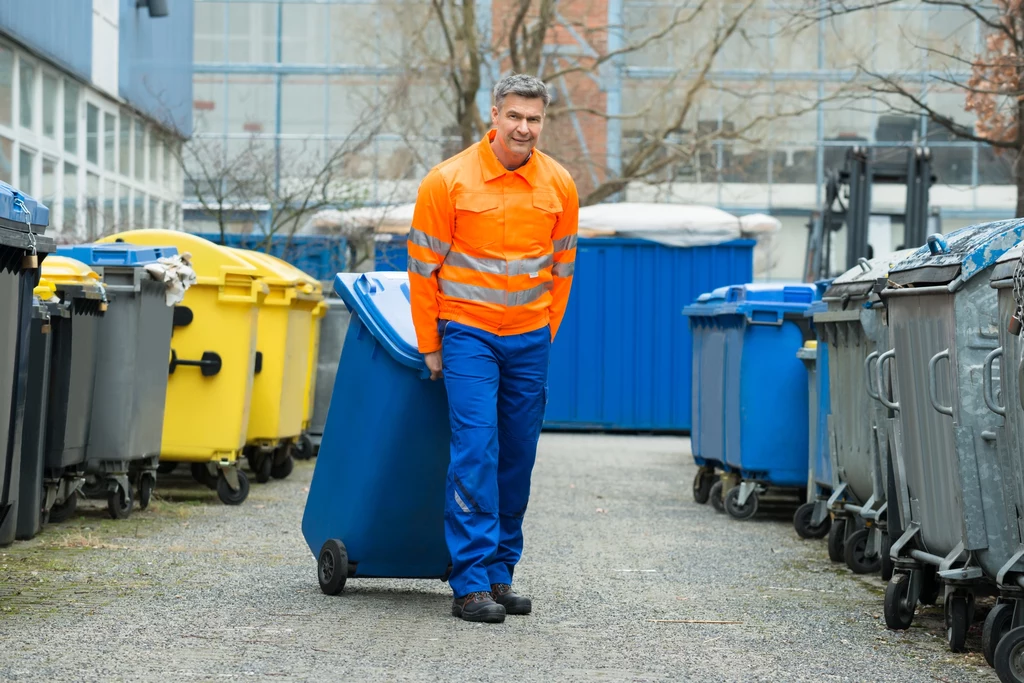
[454,193,501,249]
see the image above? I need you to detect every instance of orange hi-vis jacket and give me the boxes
[407,130,580,354]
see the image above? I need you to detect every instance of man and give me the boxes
[407,73,579,623]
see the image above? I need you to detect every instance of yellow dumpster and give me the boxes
[228,249,320,483]
[97,230,267,506]
[259,253,325,460]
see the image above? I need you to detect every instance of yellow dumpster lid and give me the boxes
[261,253,324,298]
[229,248,300,289]
[41,255,107,298]
[96,230,260,287]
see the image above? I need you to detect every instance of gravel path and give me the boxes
[0,434,997,682]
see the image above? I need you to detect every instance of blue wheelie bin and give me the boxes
[302,272,452,594]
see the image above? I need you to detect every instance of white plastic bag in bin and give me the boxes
[144,252,198,306]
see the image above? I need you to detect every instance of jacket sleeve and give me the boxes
[407,169,454,354]
[549,178,579,342]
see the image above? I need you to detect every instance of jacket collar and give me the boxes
[479,129,538,186]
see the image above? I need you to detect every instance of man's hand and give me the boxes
[424,351,443,381]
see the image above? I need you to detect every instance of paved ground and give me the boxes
[0,434,998,682]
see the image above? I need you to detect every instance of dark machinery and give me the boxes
[805,146,936,282]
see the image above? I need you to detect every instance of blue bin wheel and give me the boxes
[692,470,714,504]
[827,518,847,563]
[946,593,971,652]
[319,539,349,595]
[995,624,1024,683]
[984,602,1014,667]
[844,528,881,575]
[107,483,134,520]
[884,572,916,630]
[793,502,830,540]
[217,469,250,505]
[709,481,725,513]
[724,486,758,521]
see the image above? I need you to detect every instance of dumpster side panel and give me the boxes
[814,343,832,491]
[247,307,291,441]
[134,281,174,459]
[825,320,875,503]
[693,319,729,468]
[996,285,1024,548]
[310,301,350,437]
[47,312,99,468]
[545,239,754,432]
[302,315,451,578]
[0,270,21,512]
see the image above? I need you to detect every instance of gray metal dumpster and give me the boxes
[795,337,832,542]
[309,298,350,455]
[56,244,178,520]
[878,221,1024,653]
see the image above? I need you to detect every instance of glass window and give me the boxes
[150,132,160,183]
[63,162,78,235]
[149,197,158,229]
[161,201,170,230]
[192,74,226,136]
[119,111,131,177]
[282,4,327,64]
[228,3,277,63]
[135,120,145,181]
[42,157,56,208]
[0,44,12,127]
[119,185,130,230]
[104,112,115,172]
[42,73,57,138]
[0,137,11,183]
[164,140,173,188]
[227,75,275,135]
[281,76,326,135]
[18,147,33,193]
[64,80,79,154]
[86,104,99,164]
[103,178,115,235]
[134,191,145,229]
[194,2,227,62]
[86,172,99,239]
[19,59,35,130]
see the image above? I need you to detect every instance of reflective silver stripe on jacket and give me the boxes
[409,227,451,257]
[408,256,441,278]
[552,261,575,278]
[444,251,553,277]
[439,278,553,306]
[553,234,578,252]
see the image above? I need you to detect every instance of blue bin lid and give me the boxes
[682,285,730,317]
[334,272,425,372]
[56,243,179,267]
[0,181,49,231]
[728,282,819,315]
[888,219,1024,289]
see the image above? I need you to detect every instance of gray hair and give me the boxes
[492,74,550,111]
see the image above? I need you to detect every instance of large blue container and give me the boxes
[302,272,451,585]
[190,233,349,282]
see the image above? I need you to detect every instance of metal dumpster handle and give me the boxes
[877,349,899,411]
[984,347,1005,416]
[169,349,222,377]
[864,351,880,400]
[928,349,954,416]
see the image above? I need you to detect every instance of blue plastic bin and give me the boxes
[684,282,819,519]
[302,271,451,593]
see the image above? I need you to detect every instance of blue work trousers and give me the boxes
[440,320,550,597]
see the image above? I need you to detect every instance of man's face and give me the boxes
[491,94,545,157]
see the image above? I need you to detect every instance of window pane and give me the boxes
[42,157,56,208]
[86,104,99,164]
[134,192,144,229]
[19,59,35,129]
[164,140,173,188]
[149,197,157,229]
[282,4,326,64]
[63,162,78,234]
[0,137,11,183]
[104,112,115,172]
[161,201,170,230]
[228,3,277,63]
[42,73,57,138]
[86,172,99,239]
[135,120,145,180]
[64,80,79,154]
[119,185,130,230]
[0,45,11,127]
[227,75,274,135]
[149,132,159,183]
[194,2,227,62]
[281,76,326,135]
[103,178,115,235]
[119,110,131,176]
[18,147,33,193]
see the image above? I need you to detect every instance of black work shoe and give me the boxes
[491,583,532,615]
[452,591,506,623]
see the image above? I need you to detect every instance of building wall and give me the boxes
[0,0,93,82]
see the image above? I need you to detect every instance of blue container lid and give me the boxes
[334,272,425,373]
[889,219,1024,288]
[0,180,49,230]
[682,285,731,317]
[56,243,179,267]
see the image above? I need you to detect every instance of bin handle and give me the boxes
[928,349,954,417]
[745,309,785,326]
[877,349,899,411]
[983,348,1005,416]
[169,349,222,377]
[864,351,880,400]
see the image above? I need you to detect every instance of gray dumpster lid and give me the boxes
[991,242,1024,284]
[886,219,1024,289]
[824,249,917,299]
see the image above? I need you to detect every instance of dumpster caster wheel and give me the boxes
[692,469,714,504]
[827,518,847,563]
[107,485,134,520]
[48,492,78,524]
[880,533,894,582]
[81,478,106,499]
[844,528,881,575]
[138,475,155,511]
[984,602,1015,667]
[318,539,349,595]
[995,625,1024,682]
[884,573,916,631]
[157,461,177,475]
[920,569,941,606]
[946,594,970,652]
[709,481,725,513]
[251,454,272,484]
[793,502,830,539]
[724,487,758,520]
[271,455,294,480]
[217,470,249,506]
[294,434,314,461]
